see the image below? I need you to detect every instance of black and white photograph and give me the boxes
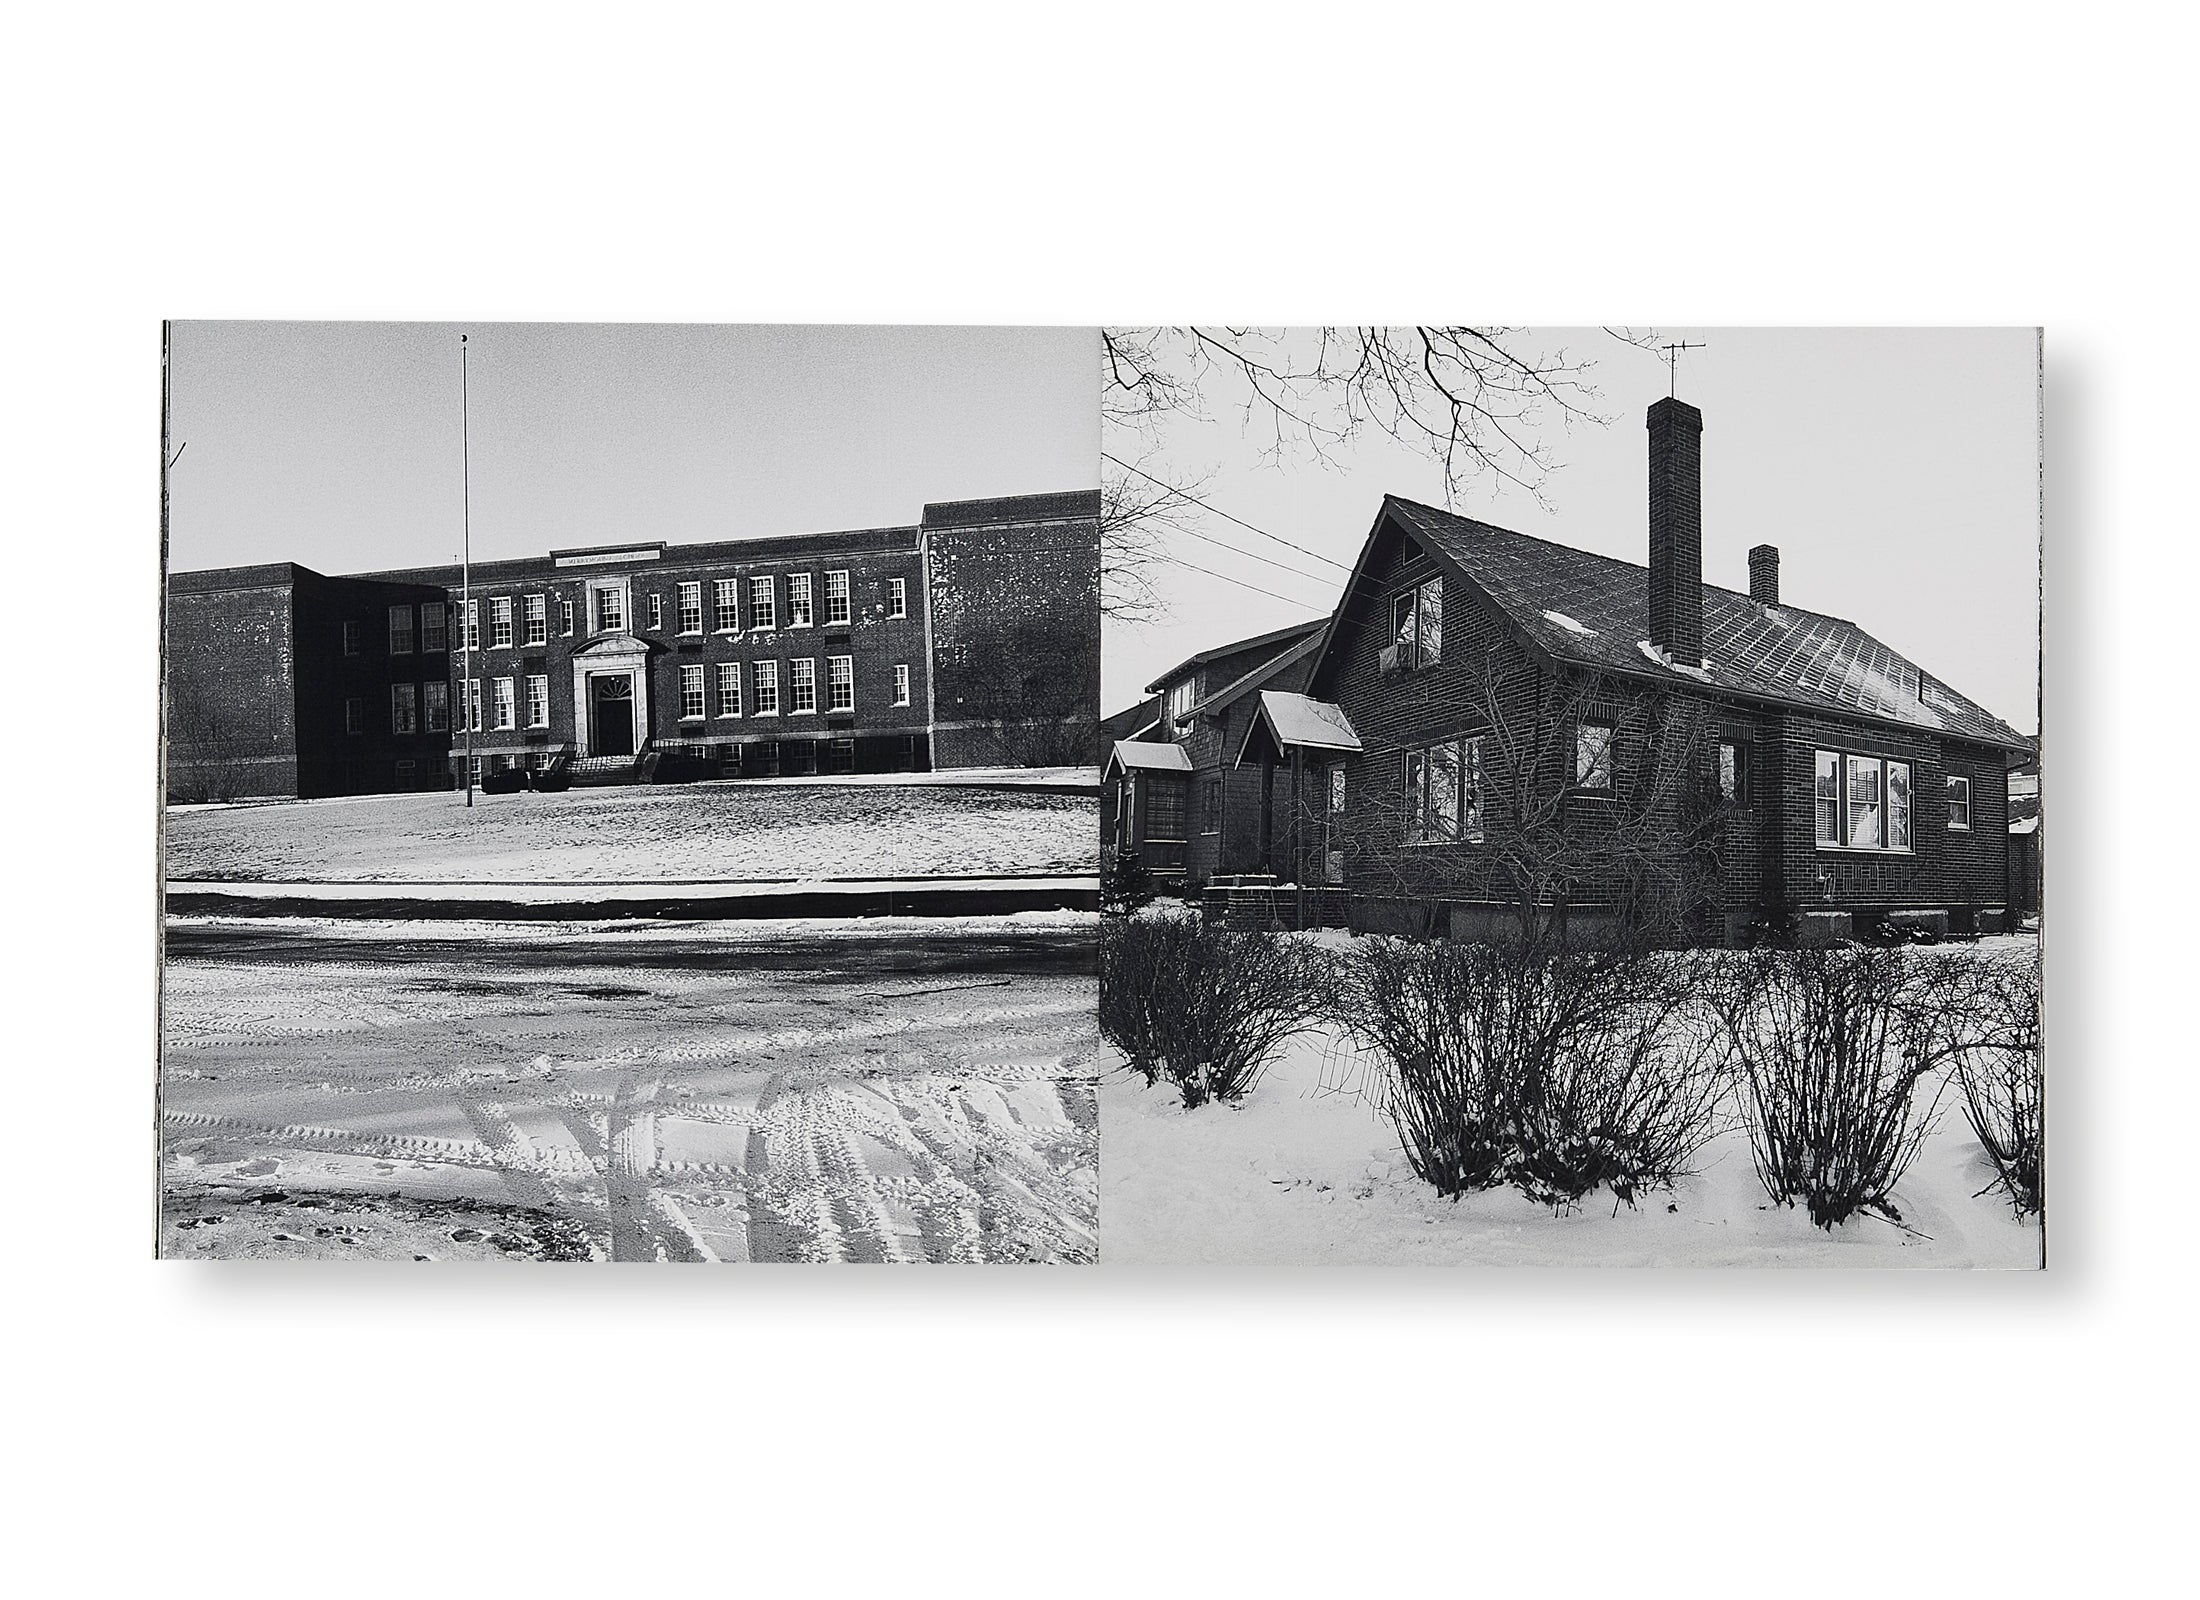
[1097,327,2044,1265]
[159,322,1102,1262]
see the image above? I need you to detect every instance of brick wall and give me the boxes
[925,493,1100,769]
[166,567,302,801]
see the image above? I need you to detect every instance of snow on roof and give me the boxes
[1253,691,1362,753]
[1542,609,1597,636]
[1106,740,1193,777]
[2009,815,2040,835]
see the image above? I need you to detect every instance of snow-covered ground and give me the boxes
[162,914,1098,1262]
[165,781,1097,884]
[1102,936,2044,1268]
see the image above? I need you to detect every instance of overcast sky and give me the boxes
[167,322,1098,574]
[1104,327,2040,736]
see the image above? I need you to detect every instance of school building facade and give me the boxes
[165,490,1100,800]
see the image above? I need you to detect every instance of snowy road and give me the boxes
[160,915,1099,1263]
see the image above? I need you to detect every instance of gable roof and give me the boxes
[1341,497,2031,753]
[1234,691,1364,768]
[1184,623,1328,720]
[1142,619,1327,696]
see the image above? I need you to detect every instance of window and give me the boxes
[389,605,415,655]
[716,661,741,717]
[525,674,549,729]
[559,596,575,636]
[391,683,417,735]
[676,581,702,634]
[753,660,780,714]
[468,755,485,782]
[421,602,448,653]
[647,592,664,630]
[1575,721,1615,791]
[592,584,625,633]
[1947,775,1972,831]
[465,679,482,733]
[424,679,450,732]
[1145,777,1187,840]
[492,676,515,730]
[342,621,362,656]
[750,576,776,630]
[1848,757,1883,847]
[827,656,853,712]
[788,573,813,627]
[1200,778,1222,834]
[1164,678,1197,738]
[888,576,907,619]
[395,758,416,785]
[524,595,547,646]
[790,657,817,713]
[825,570,850,625]
[1330,765,1346,814]
[464,599,480,651]
[714,578,739,632]
[1390,577,1444,668]
[1816,750,1915,851]
[345,696,364,734]
[489,596,513,649]
[680,664,706,720]
[1403,737,1484,843]
[1718,741,1750,805]
[892,663,910,706]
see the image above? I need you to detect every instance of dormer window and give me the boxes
[1164,678,1197,739]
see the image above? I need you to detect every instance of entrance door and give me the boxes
[591,673,635,756]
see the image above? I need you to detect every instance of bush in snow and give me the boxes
[1918,951,2044,1218]
[1711,947,1943,1229]
[1505,952,1733,1210]
[1099,917,1332,1107]
[1338,941,1729,1206]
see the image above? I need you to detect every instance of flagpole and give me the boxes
[461,333,474,808]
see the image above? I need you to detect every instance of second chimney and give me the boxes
[1647,397,1704,664]
[1749,544,1780,606]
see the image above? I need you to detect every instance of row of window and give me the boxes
[677,658,908,721]
[347,576,911,658]
[347,660,913,735]
[1371,732,1970,854]
[1814,751,1971,850]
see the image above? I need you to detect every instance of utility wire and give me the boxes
[1103,453,1357,575]
[1153,550,1333,612]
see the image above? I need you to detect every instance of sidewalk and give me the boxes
[165,873,1098,920]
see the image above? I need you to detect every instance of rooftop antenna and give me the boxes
[1660,339,1706,398]
[460,333,474,809]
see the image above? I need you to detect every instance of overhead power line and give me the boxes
[1103,454,1358,575]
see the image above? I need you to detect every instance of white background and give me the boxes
[4,3,2189,1594]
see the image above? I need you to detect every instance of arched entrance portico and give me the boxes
[569,634,653,757]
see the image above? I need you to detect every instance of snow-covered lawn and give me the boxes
[161,914,1098,1263]
[164,780,1097,884]
[1101,935,2044,1268]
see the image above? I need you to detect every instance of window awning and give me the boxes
[1235,691,1362,768]
[1105,739,1194,780]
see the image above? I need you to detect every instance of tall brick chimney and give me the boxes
[1749,543,1780,606]
[1646,396,1704,663]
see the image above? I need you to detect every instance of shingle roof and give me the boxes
[1143,619,1327,696]
[1244,691,1363,756]
[1184,625,1326,719]
[1382,497,2032,752]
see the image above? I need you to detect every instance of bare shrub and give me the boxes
[1338,942,1730,1206]
[1507,953,1733,1210]
[1099,917,1332,1107]
[1919,952,2043,1218]
[1713,948,1943,1229]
